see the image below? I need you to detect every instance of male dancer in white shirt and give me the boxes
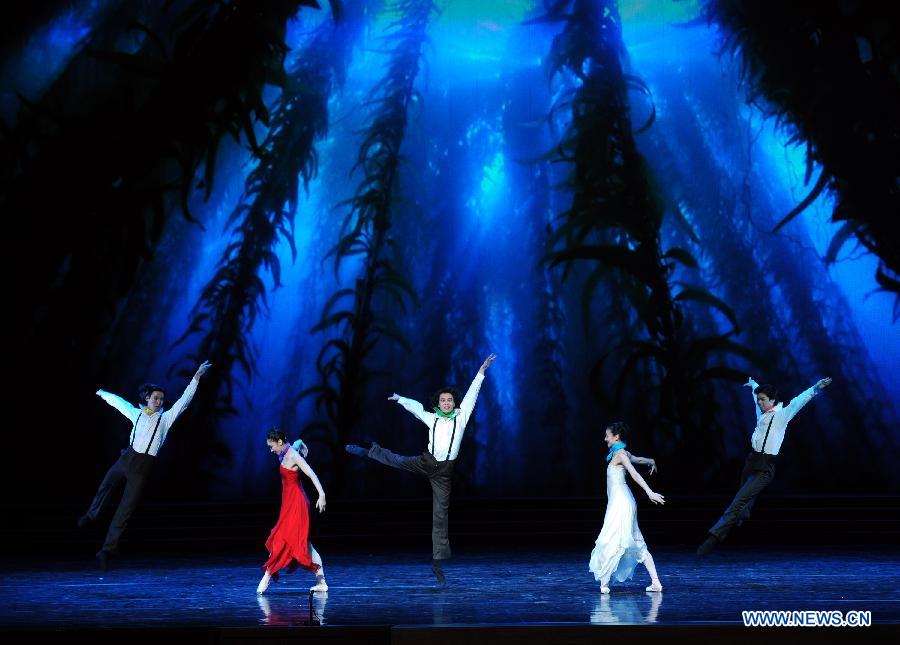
[697,375,832,555]
[346,354,496,584]
[78,361,212,569]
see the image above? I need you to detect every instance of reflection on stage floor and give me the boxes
[2,546,897,630]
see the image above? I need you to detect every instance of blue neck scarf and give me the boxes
[606,441,626,462]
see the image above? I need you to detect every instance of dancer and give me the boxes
[78,360,212,570]
[588,422,664,594]
[345,353,497,585]
[257,429,328,595]
[697,375,832,555]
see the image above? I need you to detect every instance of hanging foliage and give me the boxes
[300,0,433,469]
[537,0,755,473]
[3,0,317,384]
[641,69,897,480]
[702,0,900,317]
[174,1,374,419]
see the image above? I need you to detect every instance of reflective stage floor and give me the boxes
[2,546,898,643]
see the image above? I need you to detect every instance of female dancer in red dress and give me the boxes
[257,429,328,594]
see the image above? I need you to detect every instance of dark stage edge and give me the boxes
[2,547,898,644]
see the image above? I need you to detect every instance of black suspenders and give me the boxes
[759,414,776,454]
[431,416,457,462]
[130,413,163,455]
[446,417,457,461]
[129,415,140,449]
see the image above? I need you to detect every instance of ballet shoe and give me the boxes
[95,550,110,571]
[345,444,368,458]
[310,579,328,593]
[646,582,663,592]
[257,572,271,595]
[600,586,610,594]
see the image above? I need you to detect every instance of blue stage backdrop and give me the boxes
[4,0,897,502]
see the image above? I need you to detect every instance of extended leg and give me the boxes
[736,459,757,526]
[738,495,758,525]
[364,444,431,476]
[702,465,774,551]
[429,472,452,561]
[101,457,152,553]
[81,455,127,526]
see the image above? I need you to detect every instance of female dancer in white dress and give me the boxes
[589,422,665,593]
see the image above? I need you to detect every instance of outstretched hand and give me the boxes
[479,353,497,374]
[316,495,326,513]
[815,377,833,391]
[647,491,665,505]
[743,377,756,388]
[648,459,658,475]
[387,394,400,402]
[194,360,212,380]
[293,439,309,458]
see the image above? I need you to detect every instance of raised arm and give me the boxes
[388,394,434,427]
[458,353,496,426]
[294,453,326,513]
[624,450,657,475]
[618,452,665,505]
[744,376,760,420]
[162,361,211,426]
[783,377,831,422]
[96,389,140,424]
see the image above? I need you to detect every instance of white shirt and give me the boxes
[394,372,485,461]
[748,378,819,455]
[96,378,200,456]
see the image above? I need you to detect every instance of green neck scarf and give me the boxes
[433,407,457,419]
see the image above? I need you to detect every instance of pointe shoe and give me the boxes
[310,578,328,593]
[600,585,610,594]
[257,572,271,595]
[646,582,663,592]
[345,444,369,458]
[95,550,109,571]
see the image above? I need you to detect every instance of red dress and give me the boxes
[262,463,319,579]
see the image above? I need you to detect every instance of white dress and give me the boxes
[588,461,649,583]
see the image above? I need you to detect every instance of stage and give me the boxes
[2,546,897,643]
